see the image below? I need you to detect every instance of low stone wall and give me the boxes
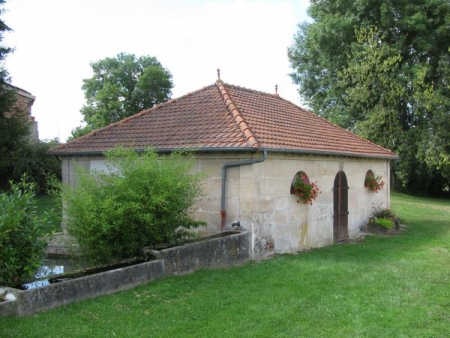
[0,231,251,317]
[159,231,250,275]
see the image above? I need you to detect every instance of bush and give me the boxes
[13,139,62,195]
[63,147,205,264]
[367,208,402,231]
[0,177,53,286]
[372,217,395,229]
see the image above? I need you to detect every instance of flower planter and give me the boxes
[364,170,385,193]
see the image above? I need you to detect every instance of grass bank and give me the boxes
[35,194,62,233]
[1,193,449,337]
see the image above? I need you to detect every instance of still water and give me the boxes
[20,257,89,290]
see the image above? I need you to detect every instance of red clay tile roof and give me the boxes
[49,80,397,159]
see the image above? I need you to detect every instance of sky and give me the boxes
[3,0,310,142]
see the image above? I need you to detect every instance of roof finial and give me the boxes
[217,68,221,80]
[275,84,278,94]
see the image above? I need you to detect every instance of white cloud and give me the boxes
[3,0,310,142]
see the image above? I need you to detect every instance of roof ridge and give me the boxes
[216,80,260,148]
[222,82,289,99]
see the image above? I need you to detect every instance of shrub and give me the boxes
[0,177,53,286]
[372,217,395,229]
[367,208,402,231]
[13,139,62,195]
[63,147,205,264]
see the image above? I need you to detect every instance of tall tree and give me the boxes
[288,0,450,195]
[72,53,173,139]
[0,0,31,190]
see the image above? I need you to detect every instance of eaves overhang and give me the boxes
[264,147,398,160]
[48,146,261,157]
[49,146,397,160]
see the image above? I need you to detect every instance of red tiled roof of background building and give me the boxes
[49,80,397,159]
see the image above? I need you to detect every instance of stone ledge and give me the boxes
[1,231,251,317]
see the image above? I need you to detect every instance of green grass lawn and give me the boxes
[35,194,62,233]
[1,193,449,337]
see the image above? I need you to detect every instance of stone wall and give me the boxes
[187,152,390,259]
[60,152,391,259]
[1,231,251,317]
[5,86,39,142]
[236,154,390,259]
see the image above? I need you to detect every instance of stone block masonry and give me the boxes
[0,231,251,317]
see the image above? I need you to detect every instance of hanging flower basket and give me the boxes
[364,173,385,193]
[292,174,321,205]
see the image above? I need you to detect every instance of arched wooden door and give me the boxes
[333,171,349,242]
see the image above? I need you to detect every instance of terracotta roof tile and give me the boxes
[49,81,397,159]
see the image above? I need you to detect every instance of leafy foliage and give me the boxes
[0,102,30,190]
[0,177,53,286]
[12,139,62,194]
[0,1,33,191]
[369,217,395,229]
[289,0,450,121]
[0,2,57,193]
[63,147,205,264]
[71,53,173,140]
[66,125,94,142]
[368,208,402,231]
[288,0,450,196]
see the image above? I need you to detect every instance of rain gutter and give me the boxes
[49,146,397,160]
[220,150,267,232]
[261,147,399,160]
[215,77,265,232]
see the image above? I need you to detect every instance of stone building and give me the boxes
[5,84,38,141]
[50,76,397,259]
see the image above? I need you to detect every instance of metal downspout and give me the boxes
[220,150,267,232]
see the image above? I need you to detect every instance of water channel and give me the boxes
[19,256,90,290]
